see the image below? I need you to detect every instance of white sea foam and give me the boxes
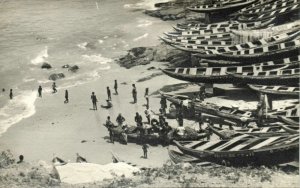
[31,46,48,65]
[133,33,148,41]
[23,78,35,83]
[137,20,152,27]
[98,40,104,44]
[77,42,88,50]
[124,0,170,10]
[0,91,37,137]
[82,54,112,64]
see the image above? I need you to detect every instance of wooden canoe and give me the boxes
[168,149,203,164]
[161,93,256,123]
[198,55,300,67]
[166,29,300,54]
[174,17,275,31]
[237,3,300,22]
[160,36,233,46]
[248,84,300,96]
[268,105,300,117]
[161,64,290,83]
[164,32,233,41]
[187,0,257,13]
[236,0,300,16]
[228,68,300,85]
[278,116,299,126]
[278,124,299,134]
[208,124,297,139]
[174,134,299,166]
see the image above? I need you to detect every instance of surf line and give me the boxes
[96,1,99,10]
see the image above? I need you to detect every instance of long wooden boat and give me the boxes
[187,0,257,13]
[160,36,233,46]
[228,68,300,85]
[174,17,275,31]
[161,64,290,83]
[168,149,203,164]
[234,0,299,18]
[164,32,233,41]
[278,116,299,126]
[204,38,300,62]
[198,55,300,66]
[278,124,299,134]
[208,124,297,139]
[161,93,256,123]
[248,84,300,96]
[165,27,235,37]
[268,105,300,117]
[174,134,299,166]
[237,3,300,22]
[166,30,300,54]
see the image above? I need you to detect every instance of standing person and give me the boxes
[107,87,111,101]
[114,80,118,95]
[144,88,149,109]
[91,92,98,110]
[132,84,137,103]
[144,108,151,124]
[197,112,203,132]
[116,113,125,126]
[64,90,69,103]
[160,96,167,114]
[9,89,13,99]
[38,86,42,97]
[177,109,184,127]
[142,144,149,159]
[135,112,143,127]
[109,128,114,144]
[52,82,57,93]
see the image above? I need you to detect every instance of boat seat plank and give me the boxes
[182,68,187,74]
[205,68,212,76]
[230,138,260,151]
[196,140,221,150]
[175,68,179,74]
[212,134,249,151]
[184,141,204,149]
[261,127,269,133]
[189,68,197,75]
[250,137,280,150]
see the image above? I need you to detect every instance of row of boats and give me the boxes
[158,0,299,166]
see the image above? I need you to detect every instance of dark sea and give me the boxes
[0,0,171,135]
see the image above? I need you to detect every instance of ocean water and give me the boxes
[0,0,172,136]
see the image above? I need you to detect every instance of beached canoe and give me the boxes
[174,17,275,31]
[160,36,233,46]
[237,3,300,22]
[174,134,299,166]
[199,55,300,67]
[161,64,290,83]
[187,0,257,13]
[166,29,300,54]
[168,149,203,164]
[268,105,300,118]
[234,0,299,17]
[164,32,233,41]
[161,93,256,123]
[278,116,299,126]
[248,84,300,96]
[278,124,300,134]
[208,124,297,139]
[228,68,300,85]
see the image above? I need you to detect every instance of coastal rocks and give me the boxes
[117,47,155,69]
[144,8,185,21]
[117,44,191,68]
[49,73,65,81]
[41,62,52,69]
[68,65,79,72]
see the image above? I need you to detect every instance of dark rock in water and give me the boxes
[147,66,156,70]
[41,62,52,69]
[62,64,70,68]
[68,65,79,72]
[116,44,191,69]
[85,42,96,50]
[49,73,65,81]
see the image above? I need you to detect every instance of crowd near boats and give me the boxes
[157,0,299,166]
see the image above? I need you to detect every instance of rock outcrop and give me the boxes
[41,62,52,69]
[68,65,79,72]
[49,73,65,81]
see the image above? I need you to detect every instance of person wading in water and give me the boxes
[132,84,137,103]
[9,89,13,99]
[91,92,98,110]
[38,86,42,97]
[114,80,118,95]
[64,90,69,103]
[52,82,57,93]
